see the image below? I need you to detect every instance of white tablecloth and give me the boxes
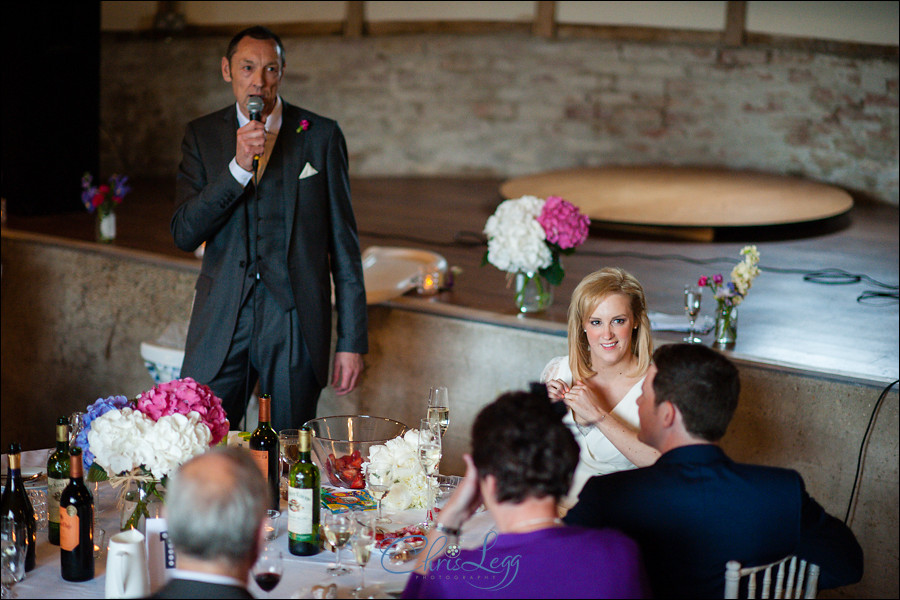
[5,450,495,599]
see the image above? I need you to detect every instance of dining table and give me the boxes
[3,449,496,599]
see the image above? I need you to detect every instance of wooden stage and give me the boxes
[3,175,898,383]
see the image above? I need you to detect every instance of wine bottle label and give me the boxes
[60,506,80,551]
[287,487,314,535]
[48,477,68,525]
[250,449,269,479]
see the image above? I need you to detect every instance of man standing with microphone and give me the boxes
[171,26,368,432]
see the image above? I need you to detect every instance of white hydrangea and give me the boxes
[483,195,552,273]
[363,429,435,510]
[143,412,211,478]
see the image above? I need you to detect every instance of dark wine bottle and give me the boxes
[249,394,280,510]
[1,442,36,572]
[59,447,94,582]
[288,426,320,556]
[47,416,71,545]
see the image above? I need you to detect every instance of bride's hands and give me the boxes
[562,381,607,425]
[545,378,570,400]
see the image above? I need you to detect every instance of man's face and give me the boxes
[636,364,663,448]
[221,36,283,119]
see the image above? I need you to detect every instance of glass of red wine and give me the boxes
[252,546,283,597]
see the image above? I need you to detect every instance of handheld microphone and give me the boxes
[247,96,265,171]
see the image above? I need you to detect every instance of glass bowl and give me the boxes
[304,415,408,489]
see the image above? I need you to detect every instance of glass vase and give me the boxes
[514,271,554,313]
[119,479,165,533]
[96,205,116,243]
[713,305,738,349]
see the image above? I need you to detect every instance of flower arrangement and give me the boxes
[79,378,228,529]
[483,195,590,286]
[363,430,434,511]
[698,245,761,309]
[80,172,131,214]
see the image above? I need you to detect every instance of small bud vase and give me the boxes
[96,205,116,243]
[514,271,554,313]
[713,305,738,349]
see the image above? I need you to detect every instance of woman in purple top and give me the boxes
[402,385,650,599]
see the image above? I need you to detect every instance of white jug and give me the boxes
[105,529,150,598]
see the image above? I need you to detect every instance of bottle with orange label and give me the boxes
[249,394,280,510]
[59,447,94,581]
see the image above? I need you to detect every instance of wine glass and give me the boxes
[364,467,391,525]
[683,284,703,344]
[417,420,442,529]
[68,411,85,448]
[350,513,376,598]
[321,511,353,576]
[1,516,25,597]
[252,546,283,597]
[278,429,299,500]
[427,386,450,437]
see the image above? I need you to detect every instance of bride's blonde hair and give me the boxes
[567,267,653,382]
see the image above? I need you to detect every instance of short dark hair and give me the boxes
[471,383,579,503]
[225,25,286,66]
[651,343,740,442]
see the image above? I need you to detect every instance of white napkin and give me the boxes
[649,311,715,334]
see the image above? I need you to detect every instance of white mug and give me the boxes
[105,529,149,599]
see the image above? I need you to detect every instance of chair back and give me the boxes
[724,555,820,599]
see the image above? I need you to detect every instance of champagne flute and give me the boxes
[417,420,442,529]
[351,513,376,598]
[322,511,353,576]
[252,546,284,597]
[683,284,703,344]
[68,411,85,448]
[364,468,391,525]
[427,386,450,437]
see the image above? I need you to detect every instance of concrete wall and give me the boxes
[100,32,899,205]
[1,232,897,597]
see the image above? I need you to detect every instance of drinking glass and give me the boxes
[278,429,300,500]
[1,516,25,591]
[321,511,353,576]
[68,411,85,447]
[364,468,391,525]
[417,420,442,529]
[350,514,376,598]
[262,509,281,543]
[683,284,703,344]
[252,546,283,597]
[427,386,450,437]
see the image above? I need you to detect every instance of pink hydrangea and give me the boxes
[536,196,590,250]
[135,377,229,446]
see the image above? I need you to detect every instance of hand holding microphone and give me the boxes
[236,95,266,173]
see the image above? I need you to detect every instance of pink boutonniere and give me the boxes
[296,119,310,134]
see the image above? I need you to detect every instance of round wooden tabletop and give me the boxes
[499,166,853,228]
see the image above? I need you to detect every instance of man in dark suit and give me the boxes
[564,343,863,598]
[171,26,367,432]
[151,447,266,599]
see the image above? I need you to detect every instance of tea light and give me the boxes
[417,268,441,296]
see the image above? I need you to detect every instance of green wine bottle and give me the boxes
[47,416,70,545]
[249,394,280,511]
[288,426,320,556]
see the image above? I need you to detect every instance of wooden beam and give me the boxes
[724,1,747,47]
[345,0,365,38]
[534,1,556,39]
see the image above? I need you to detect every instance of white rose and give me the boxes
[382,482,413,511]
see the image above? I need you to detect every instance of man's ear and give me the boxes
[221,56,232,82]
[661,400,678,428]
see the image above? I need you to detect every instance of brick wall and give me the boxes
[101,32,899,205]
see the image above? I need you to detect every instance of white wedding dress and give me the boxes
[541,356,644,508]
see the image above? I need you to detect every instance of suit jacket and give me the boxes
[172,101,368,387]
[149,577,255,599]
[563,444,863,598]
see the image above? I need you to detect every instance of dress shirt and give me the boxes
[229,96,283,185]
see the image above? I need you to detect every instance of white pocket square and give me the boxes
[299,163,319,179]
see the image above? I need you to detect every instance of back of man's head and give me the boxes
[471,383,579,503]
[652,343,740,442]
[167,447,267,568]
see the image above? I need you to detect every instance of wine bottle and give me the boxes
[47,416,71,545]
[59,447,94,581]
[288,426,320,556]
[0,442,36,572]
[249,394,280,510]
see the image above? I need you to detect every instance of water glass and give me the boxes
[0,516,25,586]
[263,509,281,542]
